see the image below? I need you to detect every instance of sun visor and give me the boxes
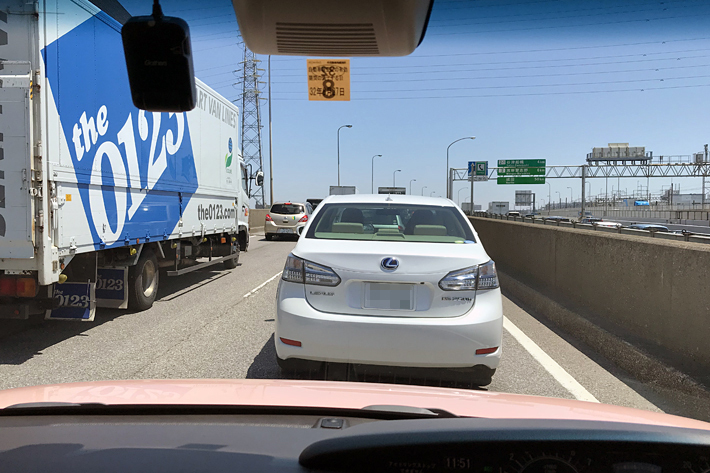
[231,0,433,57]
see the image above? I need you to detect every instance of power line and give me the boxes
[269,54,710,78]
[268,63,710,85]
[255,37,710,62]
[268,48,710,72]
[268,82,710,100]
[270,74,710,94]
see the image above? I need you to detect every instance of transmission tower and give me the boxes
[237,43,266,208]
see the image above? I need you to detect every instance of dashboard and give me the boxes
[0,407,709,473]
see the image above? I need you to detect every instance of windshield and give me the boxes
[306,203,475,242]
[0,0,708,427]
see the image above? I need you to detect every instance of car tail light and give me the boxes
[476,260,499,290]
[281,254,341,287]
[265,214,273,222]
[298,215,308,223]
[438,260,499,291]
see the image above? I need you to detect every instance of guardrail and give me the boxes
[473,212,710,245]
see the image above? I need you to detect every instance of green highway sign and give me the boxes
[497,167,546,176]
[497,176,546,185]
[498,159,546,168]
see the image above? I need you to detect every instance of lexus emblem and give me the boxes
[381,257,399,271]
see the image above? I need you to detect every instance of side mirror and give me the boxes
[121,3,196,112]
[255,171,264,187]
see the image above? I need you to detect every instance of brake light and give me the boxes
[265,214,273,222]
[0,277,36,297]
[0,278,15,296]
[298,215,308,223]
[438,260,499,291]
[282,254,341,287]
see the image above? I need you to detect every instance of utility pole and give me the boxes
[267,55,273,206]
[238,44,265,208]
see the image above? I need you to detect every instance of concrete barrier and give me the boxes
[470,216,710,376]
[248,209,269,232]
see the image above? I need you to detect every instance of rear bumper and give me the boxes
[265,221,306,235]
[275,281,503,369]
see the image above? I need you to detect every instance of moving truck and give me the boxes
[0,0,257,319]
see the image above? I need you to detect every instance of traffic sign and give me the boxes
[497,167,546,176]
[307,59,351,101]
[498,159,546,167]
[468,161,488,176]
[497,176,546,185]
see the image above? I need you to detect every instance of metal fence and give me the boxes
[472,212,710,245]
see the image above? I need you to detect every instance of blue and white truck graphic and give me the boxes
[0,0,254,318]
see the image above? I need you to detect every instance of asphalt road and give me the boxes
[0,233,702,421]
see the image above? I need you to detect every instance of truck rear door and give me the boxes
[0,60,34,259]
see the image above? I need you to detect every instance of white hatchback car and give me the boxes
[275,195,503,386]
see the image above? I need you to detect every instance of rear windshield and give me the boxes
[306,204,476,243]
[270,204,304,215]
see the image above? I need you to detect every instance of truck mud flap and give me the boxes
[96,267,128,309]
[45,282,96,321]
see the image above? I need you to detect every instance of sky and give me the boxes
[122,0,710,209]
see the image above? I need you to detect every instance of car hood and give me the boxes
[0,379,707,430]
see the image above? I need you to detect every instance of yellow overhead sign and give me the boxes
[307,59,350,101]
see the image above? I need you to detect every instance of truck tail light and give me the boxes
[0,277,37,297]
[0,278,15,296]
[15,278,37,297]
[298,215,308,223]
[265,214,273,222]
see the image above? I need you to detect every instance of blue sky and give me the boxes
[122,0,710,209]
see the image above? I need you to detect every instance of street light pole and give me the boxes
[410,179,416,195]
[458,187,466,204]
[431,191,436,197]
[337,124,352,186]
[421,186,427,196]
[567,186,573,206]
[547,182,551,213]
[556,191,561,209]
[371,154,382,193]
[446,136,476,199]
[393,169,401,187]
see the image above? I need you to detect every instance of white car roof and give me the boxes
[321,194,457,206]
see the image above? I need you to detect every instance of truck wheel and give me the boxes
[223,242,240,270]
[128,249,159,311]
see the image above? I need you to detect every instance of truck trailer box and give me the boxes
[0,0,252,317]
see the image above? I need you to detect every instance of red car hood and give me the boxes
[0,379,707,430]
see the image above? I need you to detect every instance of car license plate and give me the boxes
[277,228,293,234]
[364,283,414,311]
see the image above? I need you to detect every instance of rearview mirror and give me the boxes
[121,3,196,112]
[255,171,264,187]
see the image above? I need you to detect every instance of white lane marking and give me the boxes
[503,316,599,403]
[243,272,282,298]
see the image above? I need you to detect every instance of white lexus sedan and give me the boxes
[275,195,503,386]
